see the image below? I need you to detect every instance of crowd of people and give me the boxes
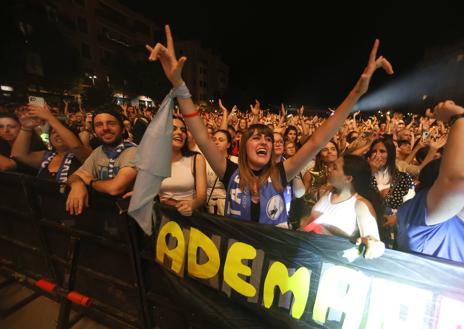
[1,25,463,264]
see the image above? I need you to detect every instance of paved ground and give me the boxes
[0,276,108,329]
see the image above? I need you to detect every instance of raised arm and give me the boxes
[426,101,464,224]
[28,104,92,162]
[11,110,45,168]
[146,25,227,179]
[298,106,310,140]
[218,99,230,130]
[284,39,394,180]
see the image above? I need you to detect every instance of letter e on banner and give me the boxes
[224,242,257,298]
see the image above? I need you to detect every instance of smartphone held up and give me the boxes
[28,96,45,107]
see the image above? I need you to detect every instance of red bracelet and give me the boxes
[182,111,200,118]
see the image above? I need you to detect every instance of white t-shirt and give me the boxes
[160,156,196,201]
[313,192,359,238]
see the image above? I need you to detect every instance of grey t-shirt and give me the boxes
[75,145,137,180]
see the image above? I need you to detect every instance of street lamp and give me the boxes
[89,75,97,86]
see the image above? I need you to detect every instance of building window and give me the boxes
[132,20,150,36]
[60,14,76,30]
[101,50,112,64]
[97,1,127,28]
[81,43,91,59]
[74,0,85,7]
[45,5,58,23]
[77,17,88,33]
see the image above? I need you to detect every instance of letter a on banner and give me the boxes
[156,221,186,276]
[312,263,370,329]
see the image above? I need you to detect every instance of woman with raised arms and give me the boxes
[146,25,393,229]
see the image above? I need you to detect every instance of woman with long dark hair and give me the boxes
[367,137,414,247]
[300,154,385,258]
[303,139,339,205]
[159,115,206,216]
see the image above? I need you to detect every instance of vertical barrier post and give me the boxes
[56,236,80,329]
[127,218,153,329]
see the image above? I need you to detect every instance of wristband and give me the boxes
[182,111,200,118]
[171,82,191,99]
[448,113,464,127]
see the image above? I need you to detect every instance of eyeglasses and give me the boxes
[0,124,19,129]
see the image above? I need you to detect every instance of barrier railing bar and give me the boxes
[0,262,139,328]
[39,220,130,254]
[0,233,41,254]
[49,255,135,290]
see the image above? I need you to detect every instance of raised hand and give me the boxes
[218,99,228,113]
[430,134,448,149]
[298,105,304,118]
[146,25,186,87]
[250,99,261,116]
[16,106,41,129]
[280,103,287,117]
[368,152,384,173]
[353,39,394,96]
[27,104,54,121]
[429,100,464,123]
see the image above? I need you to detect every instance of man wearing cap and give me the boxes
[66,105,137,215]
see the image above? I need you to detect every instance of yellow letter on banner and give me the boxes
[187,227,220,279]
[223,242,257,297]
[156,221,185,276]
[263,261,311,319]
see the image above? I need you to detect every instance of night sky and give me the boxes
[123,1,464,109]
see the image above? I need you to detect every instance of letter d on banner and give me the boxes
[187,228,220,279]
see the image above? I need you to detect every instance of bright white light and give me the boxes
[354,51,463,113]
[0,85,13,92]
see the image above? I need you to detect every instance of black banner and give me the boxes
[1,172,464,328]
[147,204,464,329]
